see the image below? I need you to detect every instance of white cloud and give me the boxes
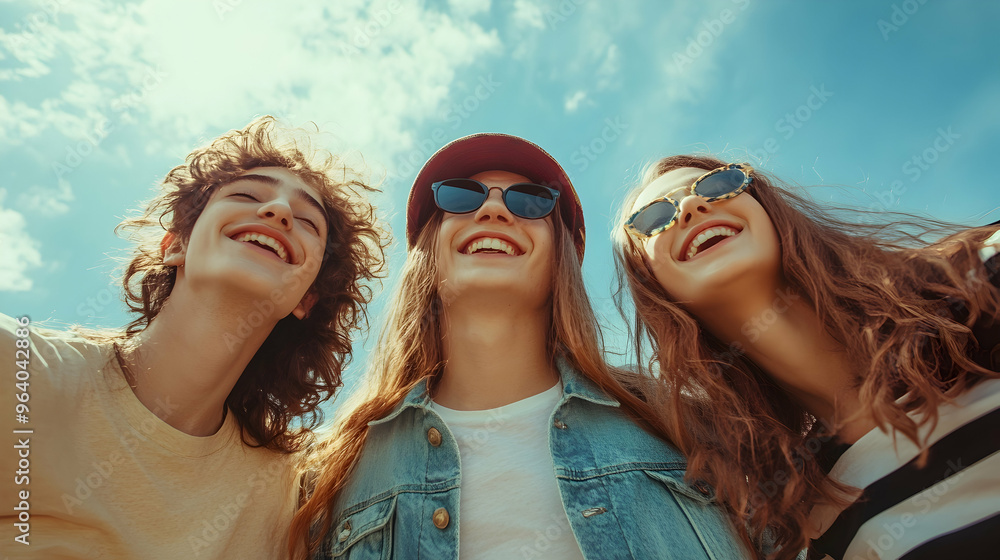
[512,0,545,30]
[564,90,588,113]
[0,7,60,81]
[17,178,74,217]
[0,0,502,186]
[0,3,148,147]
[0,96,46,146]
[656,0,753,105]
[0,189,43,292]
[505,1,744,112]
[596,43,620,90]
[506,5,625,99]
[449,0,491,18]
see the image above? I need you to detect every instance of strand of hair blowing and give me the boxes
[613,155,1000,558]
[290,210,679,559]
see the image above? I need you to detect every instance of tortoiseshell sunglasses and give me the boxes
[624,163,754,239]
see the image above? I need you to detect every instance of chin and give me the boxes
[451,270,516,289]
[449,271,549,301]
[708,259,781,296]
[221,266,287,297]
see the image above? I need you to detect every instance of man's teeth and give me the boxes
[686,226,739,260]
[464,237,518,256]
[233,232,289,263]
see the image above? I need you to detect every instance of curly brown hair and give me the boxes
[115,115,388,453]
[612,154,1000,558]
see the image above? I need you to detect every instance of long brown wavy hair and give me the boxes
[114,115,388,453]
[289,204,672,558]
[612,154,1000,558]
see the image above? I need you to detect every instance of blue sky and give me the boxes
[2,0,998,400]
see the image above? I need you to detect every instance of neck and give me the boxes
[433,297,557,410]
[694,285,874,443]
[121,284,278,436]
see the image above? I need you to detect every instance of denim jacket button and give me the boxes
[337,520,352,543]
[427,427,442,447]
[553,419,568,430]
[581,507,607,518]
[433,507,450,529]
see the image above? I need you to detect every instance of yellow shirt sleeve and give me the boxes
[0,314,299,560]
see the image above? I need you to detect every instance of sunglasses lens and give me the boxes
[693,168,747,198]
[505,184,557,219]
[632,200,677,236]
[435,179,487,213]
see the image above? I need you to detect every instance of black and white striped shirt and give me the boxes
[808,379,1000,559]
[807,232,1000,560]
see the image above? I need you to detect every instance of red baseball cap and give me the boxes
[405,133,586,262]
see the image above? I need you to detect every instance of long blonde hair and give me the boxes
[289,207,673,558]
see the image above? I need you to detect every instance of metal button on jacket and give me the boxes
[337,520,352,543]
[427,427,442,447]
[432,507,450,529]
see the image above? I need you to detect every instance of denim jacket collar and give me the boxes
[556,356,621,408]
[368,355,619,428]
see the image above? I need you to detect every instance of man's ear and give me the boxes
[291,290,319,320]
[161,232,186,267]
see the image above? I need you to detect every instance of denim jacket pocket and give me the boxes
[326,495,397,559]
[644,469,717,505]
[643,470,749,559]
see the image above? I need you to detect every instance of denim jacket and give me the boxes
[317,359,749,559]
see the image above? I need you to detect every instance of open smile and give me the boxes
[230,231,292,263]
[680,224,743,261]
[460,236,524,256]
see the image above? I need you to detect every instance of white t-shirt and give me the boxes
[431,383,586,560]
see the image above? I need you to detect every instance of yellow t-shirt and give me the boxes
[0,313,300,559]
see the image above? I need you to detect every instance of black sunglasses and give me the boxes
[431,178,560,220]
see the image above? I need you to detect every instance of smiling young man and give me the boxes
[290,134,748,559]
[0,117,386,559]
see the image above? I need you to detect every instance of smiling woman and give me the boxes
[613,154,1000,559]
[626,163,782,316]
